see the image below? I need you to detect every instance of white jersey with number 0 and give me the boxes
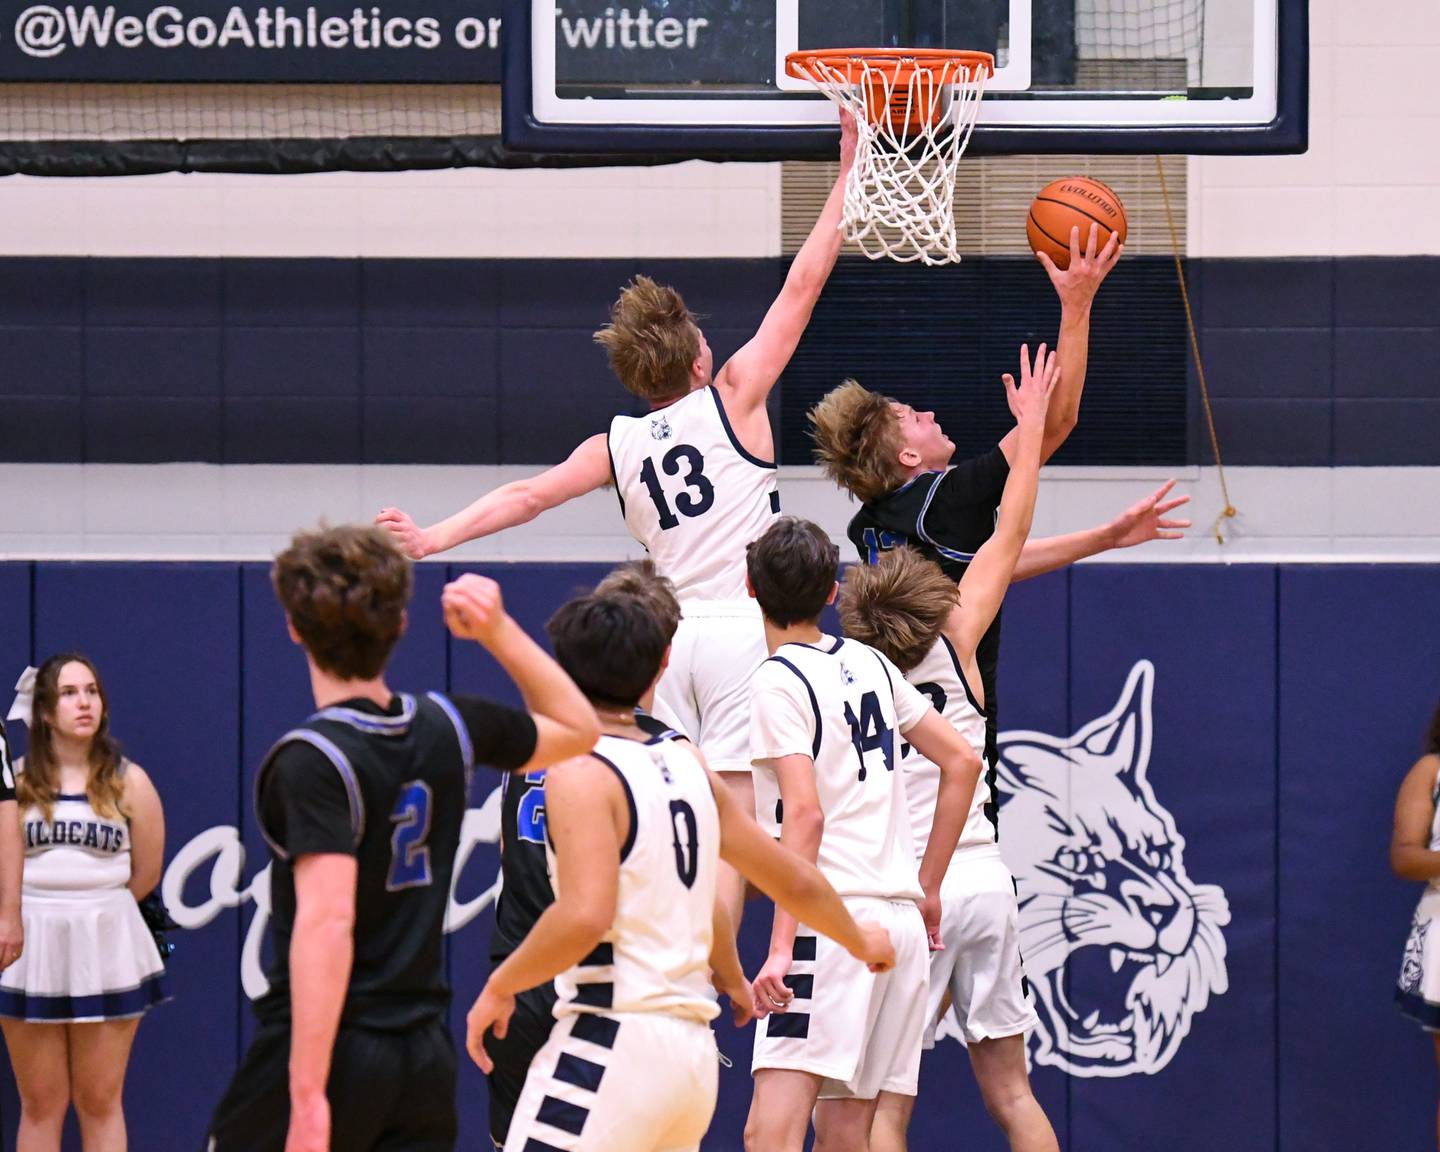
[549,733,721,1024]
[608,385,779,602]
[901,634,997,858]
[750,636,933,901]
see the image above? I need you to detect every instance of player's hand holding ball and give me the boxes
[1028,177,1125,308]
[852,921,897,973]
[375,506,433,560]
[442,574,511,646]
[466,982,516,1074]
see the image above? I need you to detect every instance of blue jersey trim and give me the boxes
[709,386,777,470]
[588,752,638,863]
[312,693,416,736]
[256,729,366,858]
[767,656,823,762]
[425,691,476,791]
[916,471,978,564]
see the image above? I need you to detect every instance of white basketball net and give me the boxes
[788,52,990,266]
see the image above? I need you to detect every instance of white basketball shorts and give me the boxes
[752,896,930,1100]
[923,847,1040,1049]
[652,598,767,776]
[505,1011,718,1151]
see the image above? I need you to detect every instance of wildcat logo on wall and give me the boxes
[955,660,1232,1078]
[161,658,1228,1079]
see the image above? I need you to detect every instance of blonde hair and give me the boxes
[593,275,701,401]
[20,653,127,825]
[808,380,909,503]
[594,559,682,644]
[838,548,958,674]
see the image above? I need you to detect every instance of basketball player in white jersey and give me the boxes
[465,590,895,1152]
[376,113,859,931]
[742,516,985,1152]
[840,345,1060,1152]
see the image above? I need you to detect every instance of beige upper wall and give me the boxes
[0,0,1431,260]
[1189,0,1440,256]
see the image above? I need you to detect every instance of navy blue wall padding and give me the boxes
[1277,567,1440,1152]
[2,256,1437,467]
[2,560,1440,1150]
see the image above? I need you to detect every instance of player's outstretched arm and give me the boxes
[708,767,895,975]
[1005,223,1122,464]
[287,853,358,1152]
[901,710,983,947]
[949,345,1057,661]
[1009,479,1192,582]
[1392,755,1440,882]
[443,575,601,772]
[377,433,613,560]
[467,757,623,1072]
[715,112,858,415]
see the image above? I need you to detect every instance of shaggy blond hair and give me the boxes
[593,275,701,401]
[838,547,958,674]
[808,380,909,503]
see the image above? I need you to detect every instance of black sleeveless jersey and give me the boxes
[847,447,1010,766]
[490,709,681,963]
[255,691,535,1031]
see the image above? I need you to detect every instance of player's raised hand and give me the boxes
[851,921,897,973]
[465,983,516,1074]
[1106,480,1192,549]
[442,574,510,646]
[752,950,794,1014]
[375,507,432,561]
[1036,222,1123,308]
[1003,342,1060,431]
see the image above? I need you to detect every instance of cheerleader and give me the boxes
[1392,698,1440,1149]
[0,654,167,1152]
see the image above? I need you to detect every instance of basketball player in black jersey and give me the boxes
[809,225,1186,766]
[484,559,684,1149]
[206,525,599,1152]
[0,719,22,974]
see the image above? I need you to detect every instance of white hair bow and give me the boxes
[7,666,36,725]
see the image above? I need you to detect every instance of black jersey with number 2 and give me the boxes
[255,691,536,1032]
[848,447,1010,761]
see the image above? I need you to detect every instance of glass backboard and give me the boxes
[503,0,1306,156]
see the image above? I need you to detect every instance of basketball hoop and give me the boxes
[785,48,994,266]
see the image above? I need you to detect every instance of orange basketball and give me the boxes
[1026,176,1128,270]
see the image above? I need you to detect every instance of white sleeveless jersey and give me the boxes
[608,385,779,602]
[750,635,933,901]
[550,733,721,1024]
[900,635,998,858]
[19,785,131,894]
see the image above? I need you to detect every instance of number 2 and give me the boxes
[641,445,715,530]
[387,780,433,891]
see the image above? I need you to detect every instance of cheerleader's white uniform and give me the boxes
[0,773,169,1023]
[1397,758,1440,1031]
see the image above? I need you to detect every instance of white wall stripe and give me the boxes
[4,464,1440,563]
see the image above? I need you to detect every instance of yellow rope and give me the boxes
[1155,154,1237,544]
